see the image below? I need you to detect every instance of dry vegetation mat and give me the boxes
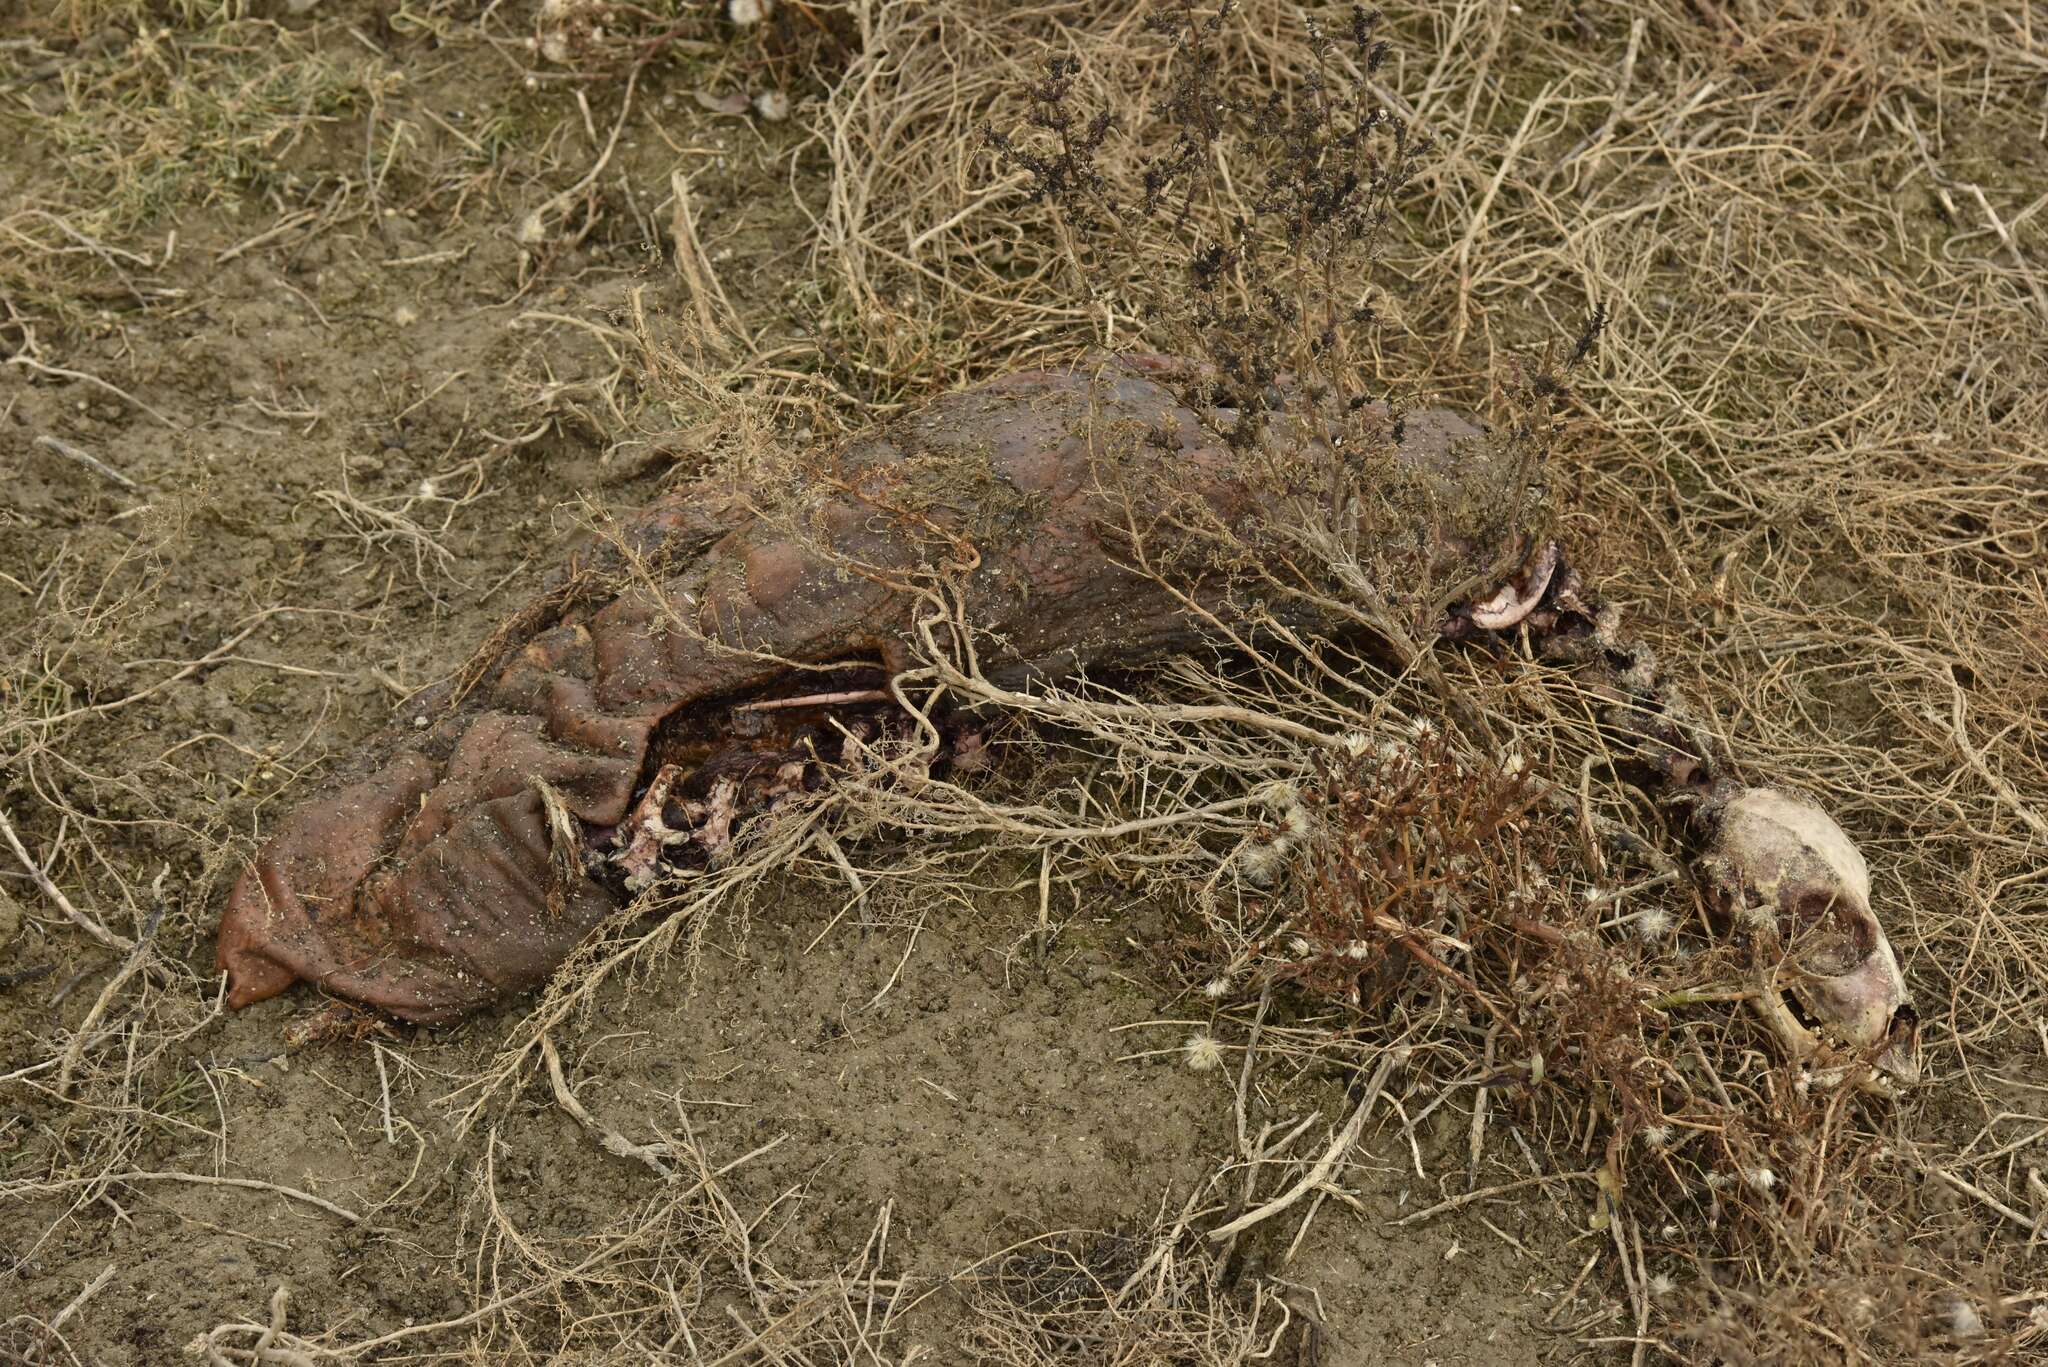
[3,1,2046,1363]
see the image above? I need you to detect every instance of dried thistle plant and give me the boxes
[988,3,1603,454]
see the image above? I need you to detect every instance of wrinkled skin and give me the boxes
[218,355,1918,1086]
[218,355,1518,1022]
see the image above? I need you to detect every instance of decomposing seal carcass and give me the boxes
[214,353,1917,1087]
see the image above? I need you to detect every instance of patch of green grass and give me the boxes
[470,99,556,167]
[143,1063,211,1140]
[36,24,392,234]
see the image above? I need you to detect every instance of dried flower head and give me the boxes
[1238,840,1288,885]
[1633,907,1672,943]
[1262,781,1303,811]
[1183,1033,1226,1072]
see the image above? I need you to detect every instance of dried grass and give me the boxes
[783,7,2047,1350]
[4,0,2046,1362]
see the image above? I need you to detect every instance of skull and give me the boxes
[1699,788,1919,1093]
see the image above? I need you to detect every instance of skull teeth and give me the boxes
[1748,976,1918,1094]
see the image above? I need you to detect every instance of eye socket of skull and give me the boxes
[1791,925,1868,979]
[1711,788,1918,1090]
[1785,886,1877,977]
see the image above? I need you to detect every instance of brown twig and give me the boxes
[1207,1049,1401,1242]
[31,434,139,491]
[0,805,130,952]
[1392,1170,1602,1228]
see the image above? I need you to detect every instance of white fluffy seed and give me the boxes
[1183,1034,1225,1072]
[728,0,773,24]
[1238,841,1286,885]
[752,90,790,121]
